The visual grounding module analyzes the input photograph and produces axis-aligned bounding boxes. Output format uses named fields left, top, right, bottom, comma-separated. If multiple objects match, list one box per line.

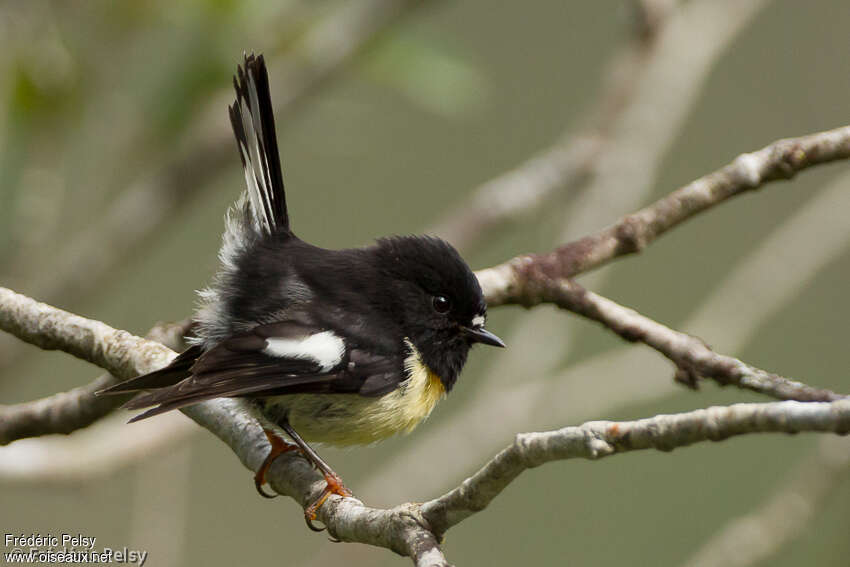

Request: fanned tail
left=229, top=53, right=289, bottom=234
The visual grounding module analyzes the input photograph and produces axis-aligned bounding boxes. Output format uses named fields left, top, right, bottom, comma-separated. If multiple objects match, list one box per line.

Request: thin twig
left=477, top=125, right=850, bottom=303
left=420, top=399, right=850, bottom=538
left=540, top=279, right=847, bottom=401
left=466, top=126, right=850, bottom=402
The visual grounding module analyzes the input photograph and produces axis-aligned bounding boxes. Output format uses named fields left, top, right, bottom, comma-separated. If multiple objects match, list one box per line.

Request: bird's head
left=373, top=235, right=505, bottom=391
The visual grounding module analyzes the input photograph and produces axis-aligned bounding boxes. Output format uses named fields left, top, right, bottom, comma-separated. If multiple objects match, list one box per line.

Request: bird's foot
left=254, top=427, right=299, bottom=498
left=254, top=425, right=353, bottom=533
left=304, top=471, right=353, bottom=532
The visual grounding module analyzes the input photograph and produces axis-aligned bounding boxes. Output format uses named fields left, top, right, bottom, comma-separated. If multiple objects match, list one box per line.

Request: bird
left=98, top=53, right=505, bottom=528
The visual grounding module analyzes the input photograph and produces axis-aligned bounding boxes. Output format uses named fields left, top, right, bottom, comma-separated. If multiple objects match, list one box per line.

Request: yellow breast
left=387, top=339, right=446, bottom=431
left=340, top=339, right=445, bottom=443
left=283, top=339, right=446, bottom=446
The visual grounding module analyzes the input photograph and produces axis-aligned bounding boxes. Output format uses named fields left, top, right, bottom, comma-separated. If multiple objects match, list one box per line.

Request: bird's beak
left=461, top=325, right=506, bottom=348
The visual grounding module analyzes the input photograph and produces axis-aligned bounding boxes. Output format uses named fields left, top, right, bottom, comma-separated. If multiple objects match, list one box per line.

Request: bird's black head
left=373, top=235, right=504, bottom=391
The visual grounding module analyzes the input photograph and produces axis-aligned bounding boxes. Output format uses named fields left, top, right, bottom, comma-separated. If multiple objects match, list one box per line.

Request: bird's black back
left=225, top=235, right=406, bottom=355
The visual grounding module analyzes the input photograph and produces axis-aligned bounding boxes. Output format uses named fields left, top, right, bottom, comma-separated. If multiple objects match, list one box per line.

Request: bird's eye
left=432, top=295, right=451, bottom=314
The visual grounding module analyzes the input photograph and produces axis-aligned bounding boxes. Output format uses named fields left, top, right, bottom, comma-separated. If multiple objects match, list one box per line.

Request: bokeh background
left=2, top=1, right=849, bottom=565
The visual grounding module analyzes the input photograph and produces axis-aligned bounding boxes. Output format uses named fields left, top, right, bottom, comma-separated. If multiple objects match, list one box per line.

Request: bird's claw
left=253, top=427, right=299, bottom=499
left=303, top=473, right=353, bottom=532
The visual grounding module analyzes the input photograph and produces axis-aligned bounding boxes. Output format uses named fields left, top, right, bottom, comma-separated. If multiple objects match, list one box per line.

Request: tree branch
left=0, top=287, right=175, bottom=379
left=537, top=279, right=846, bottom=401
left=420, top=399, right=850, bottom=538
left=0, top=319, right=189, bottom=445
left=470, top=125, right=850, bottom=402
left=477, top=124, right=850, bottom=305
left=186, top=398, right=451, bottom=566
left=0, top=286, right=181, bottom=444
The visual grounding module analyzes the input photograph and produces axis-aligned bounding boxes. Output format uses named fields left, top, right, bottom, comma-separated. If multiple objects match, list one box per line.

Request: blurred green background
left=1, top=1, right=849, bottom=565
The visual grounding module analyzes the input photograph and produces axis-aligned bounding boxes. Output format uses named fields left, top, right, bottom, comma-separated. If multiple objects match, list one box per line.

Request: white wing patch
left=263, top=331, right=345, bottom=372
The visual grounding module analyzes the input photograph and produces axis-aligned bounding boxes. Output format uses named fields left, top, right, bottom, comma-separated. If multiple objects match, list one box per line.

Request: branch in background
left=0, top=287, right=176, bottom=443
left=0, top=319, right=189, bottom=446
left=0, top=288, right=175, bottom=378
left=420, top=399, right=850, bottom=539
left=0, top=413, right=197, bottom=483
left=555, top=0, right=771, bottom=242
left=467, top=126, right=850, bottom=401
left=681, top=436, right=850, bottom=567
left=0, top=0, right=428, bottom=375
left=540, top=279, right=847, bottom=401
left=0, top=373, right=126, bottom=447
left=430, top=0, right=677, bottom=249
left=1, top=285, right=849, bottom=566
left=477, top=125, right=850, bottom=296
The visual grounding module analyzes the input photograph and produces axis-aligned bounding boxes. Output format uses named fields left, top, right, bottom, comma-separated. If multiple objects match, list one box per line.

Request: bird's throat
left=402, top=339, right=446, bottom=409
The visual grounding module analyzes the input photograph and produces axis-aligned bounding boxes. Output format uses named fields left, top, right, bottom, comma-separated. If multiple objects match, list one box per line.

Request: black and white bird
left=99, top=53, right=504, bottom=526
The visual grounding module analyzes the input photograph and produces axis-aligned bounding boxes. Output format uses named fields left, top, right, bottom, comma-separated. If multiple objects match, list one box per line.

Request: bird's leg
left=254, top=427, right=300, bottom=499
left=279, top=419, right=353, bottom=532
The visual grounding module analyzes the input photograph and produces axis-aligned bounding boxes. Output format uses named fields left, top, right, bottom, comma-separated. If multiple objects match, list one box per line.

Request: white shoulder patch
left=263, top=331, right=345, bottom=372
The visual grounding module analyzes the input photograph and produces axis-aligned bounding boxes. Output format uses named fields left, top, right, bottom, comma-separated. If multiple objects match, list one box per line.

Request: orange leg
left=304, top=470, right=352, bottom=531
left=255, top=422, right=354, bottom=532
left=254, top=428, right=299, bottom=499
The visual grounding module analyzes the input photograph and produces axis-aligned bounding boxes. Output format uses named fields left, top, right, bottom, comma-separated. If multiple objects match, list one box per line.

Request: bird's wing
left=117, top=321, right=403, bottom=422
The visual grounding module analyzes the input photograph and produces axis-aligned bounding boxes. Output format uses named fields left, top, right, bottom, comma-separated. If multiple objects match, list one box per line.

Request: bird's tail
left=228, top=53, right=289, bottom=235
left=96, top=345, right=202, bottom=397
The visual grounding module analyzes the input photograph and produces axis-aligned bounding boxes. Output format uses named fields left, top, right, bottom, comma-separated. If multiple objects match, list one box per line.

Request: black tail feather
left=96, top=345, right=202, bottom=395
left=229, top=53, right=289, bottom=234
left=123, top=375, right=339, bottom=422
